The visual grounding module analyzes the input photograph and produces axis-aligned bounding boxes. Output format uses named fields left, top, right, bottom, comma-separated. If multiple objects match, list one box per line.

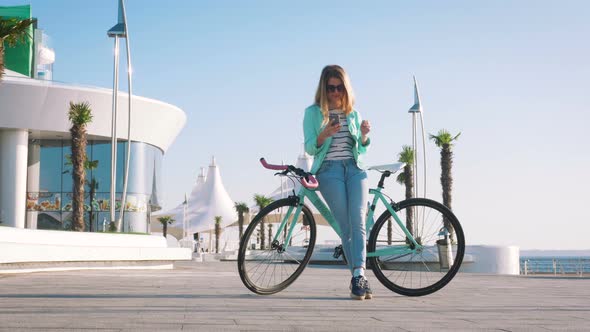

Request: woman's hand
left=317, top=122, right=341, bottom=147
left=361, top=120, right=371, bottom=144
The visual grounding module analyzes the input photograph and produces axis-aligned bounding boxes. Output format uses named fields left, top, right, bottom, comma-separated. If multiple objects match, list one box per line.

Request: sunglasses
left=326, top=84, right=345, bottom=93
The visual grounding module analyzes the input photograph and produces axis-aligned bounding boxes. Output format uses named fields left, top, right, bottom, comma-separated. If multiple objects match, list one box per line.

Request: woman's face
left=326, top=77, right=345, bottom=108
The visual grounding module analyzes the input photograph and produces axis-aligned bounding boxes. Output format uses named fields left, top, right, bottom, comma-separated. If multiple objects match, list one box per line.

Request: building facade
left=0, top=71, right=185, bottom=233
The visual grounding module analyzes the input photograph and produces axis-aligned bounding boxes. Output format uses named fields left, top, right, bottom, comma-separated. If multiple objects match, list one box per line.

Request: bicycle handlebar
left=259, top=158, right=319, bottom=190
left=301, top=174, right=319, bottom=189
left=260, top=158, right=288, bottom=171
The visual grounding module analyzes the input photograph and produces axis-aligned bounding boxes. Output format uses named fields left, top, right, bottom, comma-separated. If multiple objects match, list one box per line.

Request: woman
left=303, top=65, right=372, bottom=300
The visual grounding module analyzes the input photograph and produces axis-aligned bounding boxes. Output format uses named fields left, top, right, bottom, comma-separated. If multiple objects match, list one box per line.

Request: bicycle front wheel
left=238, top=198, right=316, bottom=295
left=368, top=198, right=465, bottom=296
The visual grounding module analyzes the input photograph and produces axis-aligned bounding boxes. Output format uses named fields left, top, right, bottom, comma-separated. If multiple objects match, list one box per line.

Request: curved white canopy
left=157, top=158, right=237, bottom=234
left=0, top=70, right=185, bottom=152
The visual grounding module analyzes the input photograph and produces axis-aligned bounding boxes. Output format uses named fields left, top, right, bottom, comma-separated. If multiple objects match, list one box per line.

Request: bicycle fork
left=271, top=190, right=327, bottom=253
left=271, top=200, right=303, bottom=252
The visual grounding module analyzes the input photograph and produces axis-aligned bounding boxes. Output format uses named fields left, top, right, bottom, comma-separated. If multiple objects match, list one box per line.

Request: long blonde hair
left=314, top=65, right=355, bottom=124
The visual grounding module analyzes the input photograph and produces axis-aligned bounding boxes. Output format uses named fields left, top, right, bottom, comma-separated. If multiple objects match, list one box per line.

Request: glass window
left=38, top=140, right=62, bottom=192
left=116, top=141, right=126, bottom=192
left=90, top=141, right=113, bottom=194
left=28, top=139, right=164, bottom=233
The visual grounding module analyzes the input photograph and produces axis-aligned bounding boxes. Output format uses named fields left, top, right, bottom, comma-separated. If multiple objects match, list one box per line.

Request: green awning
left=1, top=5, right=34, bottom=77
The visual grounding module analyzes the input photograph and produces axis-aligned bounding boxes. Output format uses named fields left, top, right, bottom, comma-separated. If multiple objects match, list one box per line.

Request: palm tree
left=430, top=129, right=461, bottom=240
left=234, top=202, right=249, bottom=240
left=0, top=17, right=36, bottom=80
left=214, top=216, right=222, bottom=253
left=396, top=145, right=415, bottom=242
left=157, top=215, right=174, bottom=238
left=68, top=102, right=93, bottom=231
left=253, top=194, right=273, bottom=249
left=64, top=155, right=99, bottom=231
left=429, top=129, right=461, bottom=210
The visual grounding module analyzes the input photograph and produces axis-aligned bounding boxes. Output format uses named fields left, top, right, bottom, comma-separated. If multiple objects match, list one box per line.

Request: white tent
left=154, top=167, right=206, bottom=229
left=185, top=157, right=238, bottom=234
left=155, top=157, right=237, bottom=239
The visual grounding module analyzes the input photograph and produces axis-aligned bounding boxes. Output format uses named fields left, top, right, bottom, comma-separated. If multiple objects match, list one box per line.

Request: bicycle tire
left=238, top=198, right=316, bottom=295
left=368, top=198, right=465, bottom=296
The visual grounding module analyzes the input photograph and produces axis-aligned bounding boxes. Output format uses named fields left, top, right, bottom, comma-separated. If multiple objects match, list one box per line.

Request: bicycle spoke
left=238, top=199, right=316, bottom=294
left=368, top=198, right=465, bottom=296
left=378, top=251, right=414, bottom=263
left=282, top=250, right=304, bottom=265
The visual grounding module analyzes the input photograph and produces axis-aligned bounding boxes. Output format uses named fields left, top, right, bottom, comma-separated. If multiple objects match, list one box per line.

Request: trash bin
left=437, top=240, right=456, bottom=270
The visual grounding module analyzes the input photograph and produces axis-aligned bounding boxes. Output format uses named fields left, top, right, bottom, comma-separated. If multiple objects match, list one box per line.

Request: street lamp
left=107, top=0, right=133, bottom=231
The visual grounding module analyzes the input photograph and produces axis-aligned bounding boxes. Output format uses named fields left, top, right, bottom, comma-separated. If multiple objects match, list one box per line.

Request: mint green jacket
left=303, top=104, right=370, bottom=174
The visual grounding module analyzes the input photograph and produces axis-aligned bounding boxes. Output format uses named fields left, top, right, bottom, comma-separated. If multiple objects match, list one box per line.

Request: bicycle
left=238, top=158, right=465, bottom=297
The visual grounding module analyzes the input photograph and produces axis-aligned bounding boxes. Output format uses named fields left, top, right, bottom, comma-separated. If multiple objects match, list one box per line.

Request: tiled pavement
left=1, top=261, right=589, bottom=331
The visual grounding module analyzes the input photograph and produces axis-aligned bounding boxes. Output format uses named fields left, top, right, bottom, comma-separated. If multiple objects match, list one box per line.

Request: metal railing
left=520, top=257, right=590, bottom=276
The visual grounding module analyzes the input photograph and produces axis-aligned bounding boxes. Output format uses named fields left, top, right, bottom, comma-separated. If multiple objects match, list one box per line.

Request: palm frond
left=85, top=159, right=99, bottom=170
left=64, top=154, right=73, bottom=166
left=429, top=129, right=461, bottom=147
left=234, top=202, right=249, bottom=213
left=157, top=215, right=175, bottom=225
left=68, top=101, right=93, bottom=126
left=64, top=154, right=98, bottom=170
left=0, top=18, right=36, bottom=45
left=396, top=172, right=406, bottom=185
left=253, top=194, right=273, bottom=209
left=397, top=145, right=415, bottom=164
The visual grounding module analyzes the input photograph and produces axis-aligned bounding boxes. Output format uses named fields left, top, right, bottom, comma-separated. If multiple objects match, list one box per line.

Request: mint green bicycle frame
left=272, top=184, right=423, bottom=258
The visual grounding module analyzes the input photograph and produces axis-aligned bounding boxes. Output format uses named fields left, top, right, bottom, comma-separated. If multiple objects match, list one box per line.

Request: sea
left=520, top=250, right=590, bottom=275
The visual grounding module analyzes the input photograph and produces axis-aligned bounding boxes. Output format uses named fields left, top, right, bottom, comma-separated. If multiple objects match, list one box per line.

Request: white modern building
left=0, top=4, right=192, bottom=273
left=0, top=69, right=185, bottom=233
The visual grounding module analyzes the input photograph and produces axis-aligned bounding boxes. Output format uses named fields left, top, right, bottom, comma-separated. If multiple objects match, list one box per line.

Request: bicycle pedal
left=333, top=245, right=343, bottom=259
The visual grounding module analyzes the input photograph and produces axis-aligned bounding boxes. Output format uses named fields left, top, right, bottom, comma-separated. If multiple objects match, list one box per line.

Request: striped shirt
left=325, top=110, right=354, bottom=160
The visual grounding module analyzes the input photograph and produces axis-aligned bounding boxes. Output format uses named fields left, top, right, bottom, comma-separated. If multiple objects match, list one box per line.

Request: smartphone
left=329, top=113, right=340, bottom=126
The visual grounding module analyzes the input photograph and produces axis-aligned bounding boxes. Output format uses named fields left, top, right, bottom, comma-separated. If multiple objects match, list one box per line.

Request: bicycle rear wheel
left=238, top=198, right=316, bottom=295
left=368, top=198, right=465, bottom=296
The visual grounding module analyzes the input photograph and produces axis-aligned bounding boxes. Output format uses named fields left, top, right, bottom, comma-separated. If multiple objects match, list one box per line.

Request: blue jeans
left=316, top=158, right=368, bottom=273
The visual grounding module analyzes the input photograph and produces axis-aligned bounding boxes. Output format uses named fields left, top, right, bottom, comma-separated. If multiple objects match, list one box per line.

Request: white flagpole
left=183, top=193, right=188, bottom=242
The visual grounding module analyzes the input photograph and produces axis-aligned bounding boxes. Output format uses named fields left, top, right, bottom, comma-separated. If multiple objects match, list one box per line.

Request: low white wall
left=0, top=242, right=190, bottom=263
left=0, top=226, right=167, bottom=247
left=461, top=245, right=520, bottom=275
left=0, top=226, right=192, bottom=266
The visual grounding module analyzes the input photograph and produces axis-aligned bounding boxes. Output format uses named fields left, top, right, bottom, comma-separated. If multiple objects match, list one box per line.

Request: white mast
left=408, top=76, right=427, bottom=198
left=107, top=0, right=134, bottom=231
left=182, top=193, right=188, bottom=241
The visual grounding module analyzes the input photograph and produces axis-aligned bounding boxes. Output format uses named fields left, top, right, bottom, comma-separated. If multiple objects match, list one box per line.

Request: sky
left=5, top=0, right=589, bottom=250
